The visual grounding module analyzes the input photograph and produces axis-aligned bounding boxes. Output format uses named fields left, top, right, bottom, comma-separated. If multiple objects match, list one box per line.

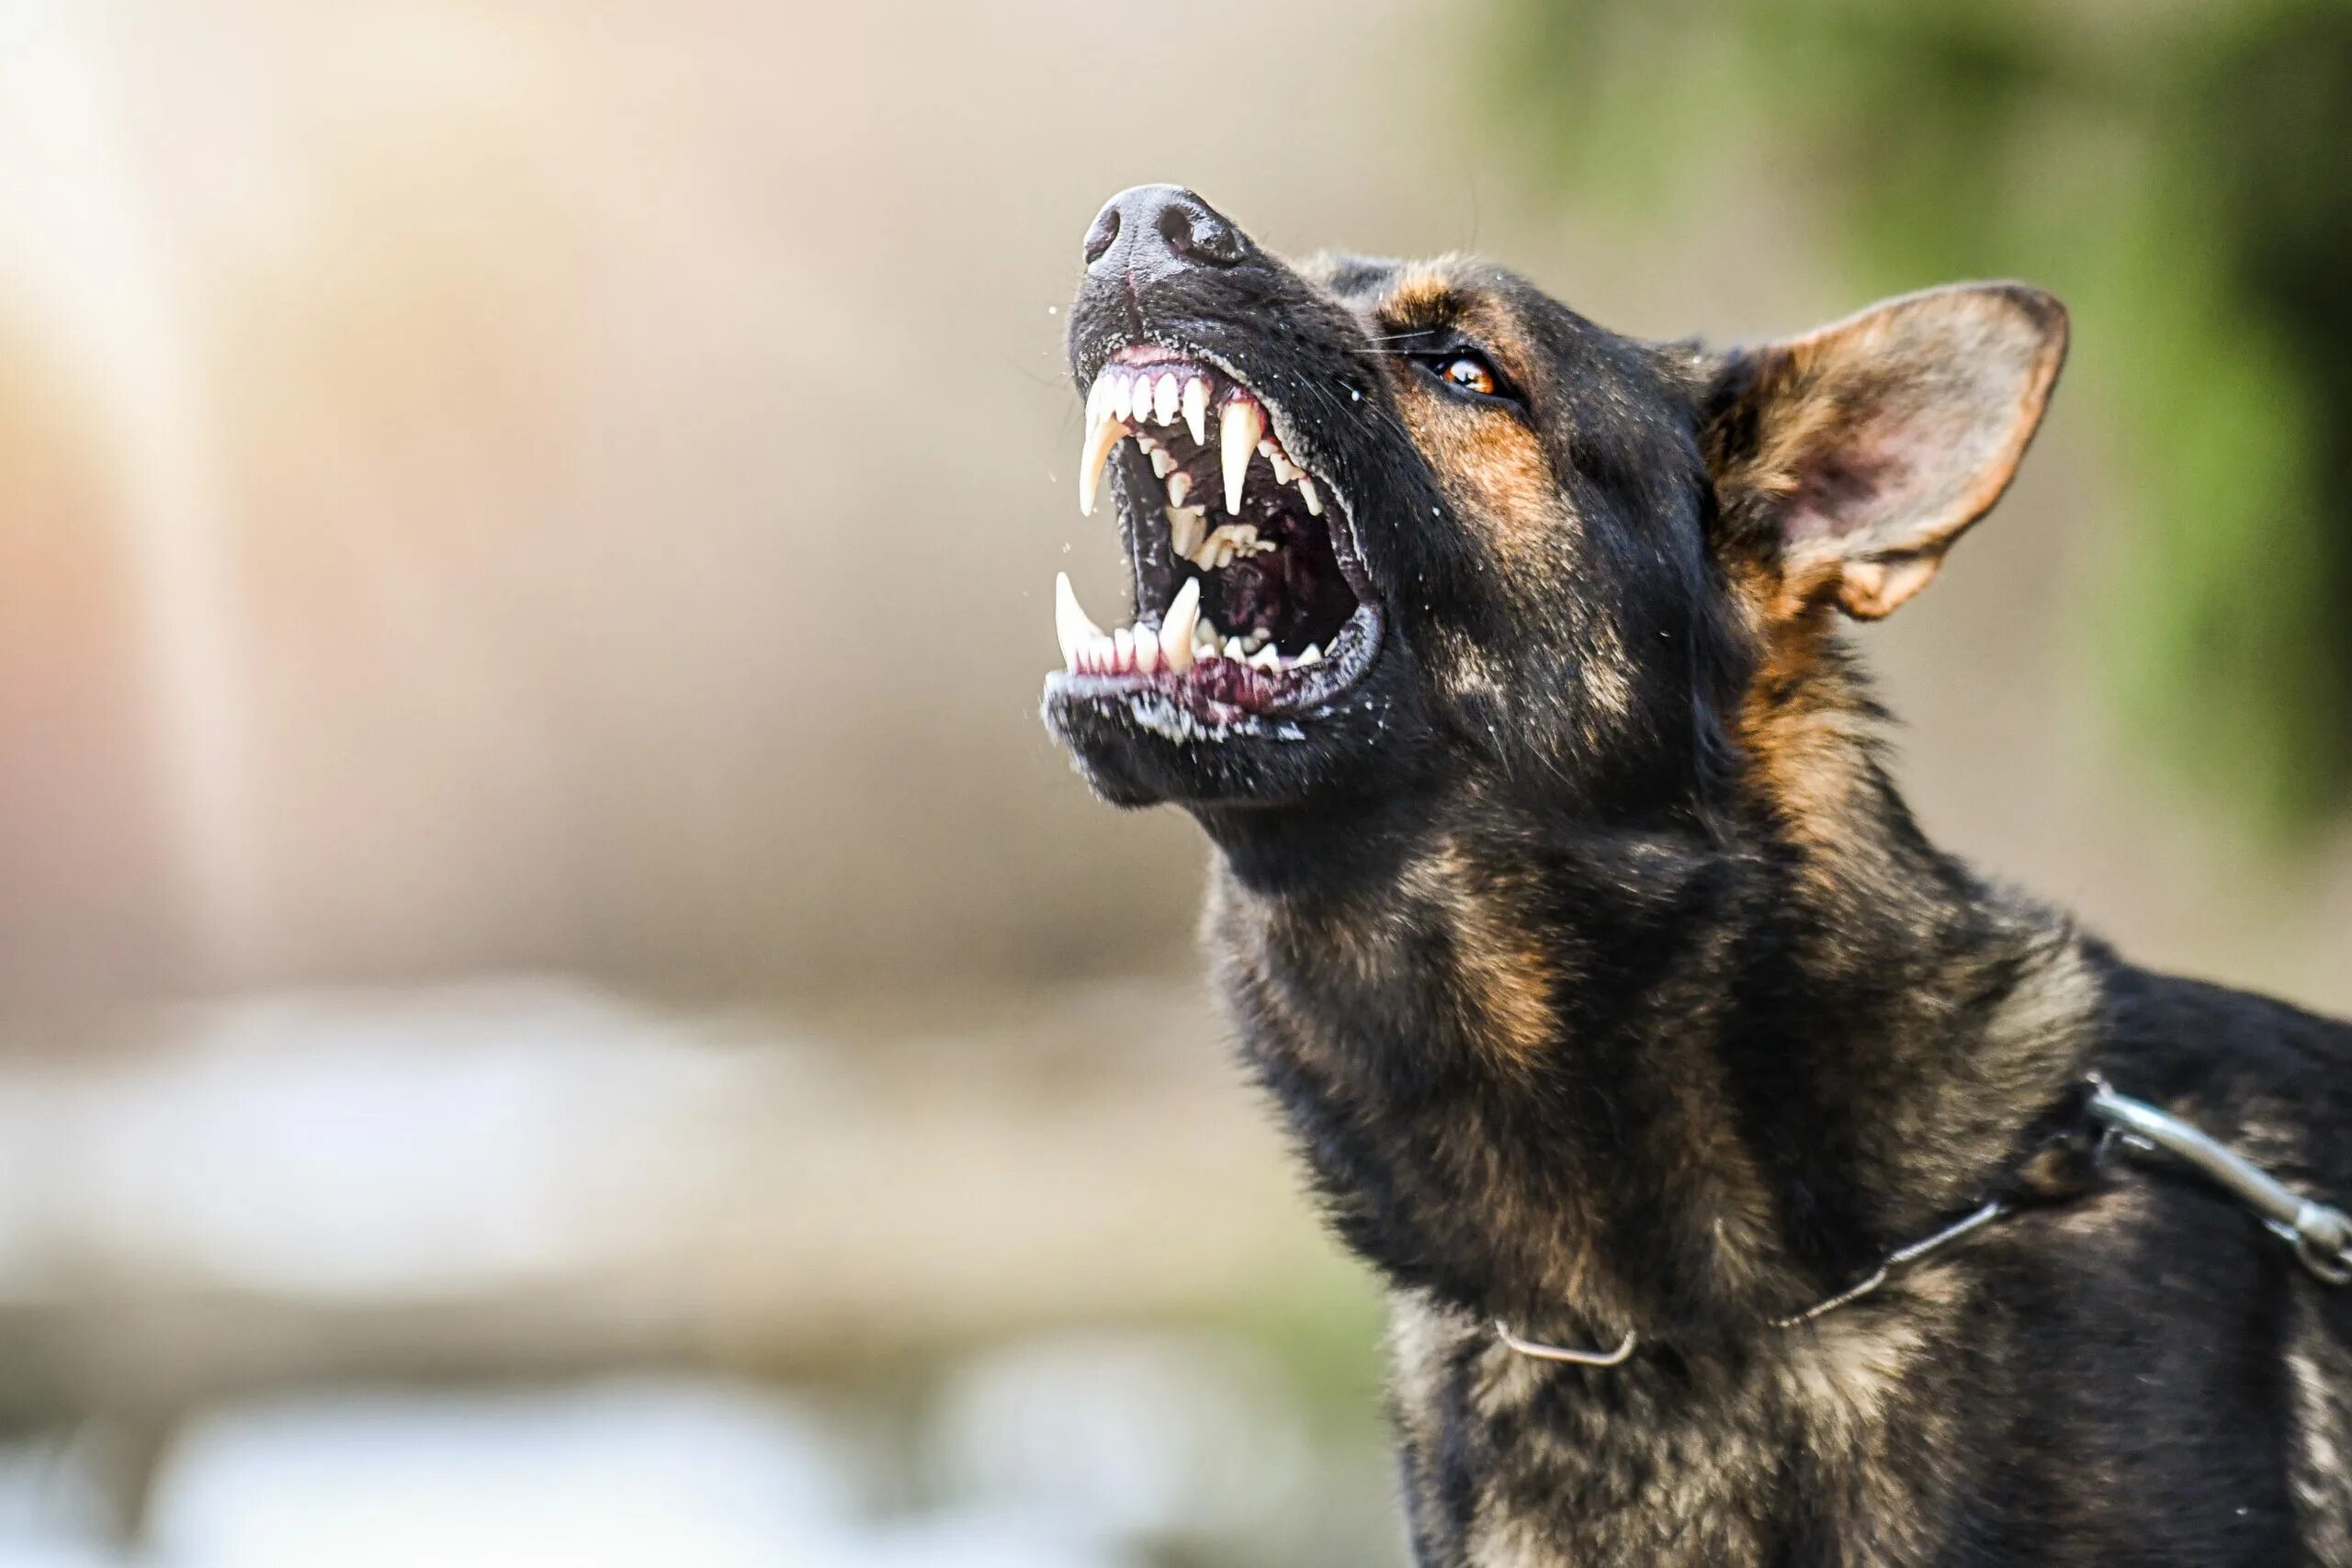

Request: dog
left=1041, top=184, right=2352, bottom=1566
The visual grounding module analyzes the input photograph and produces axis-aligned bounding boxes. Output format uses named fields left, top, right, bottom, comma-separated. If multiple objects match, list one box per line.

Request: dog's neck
left=1198, top=637, right=2100, bottom=1344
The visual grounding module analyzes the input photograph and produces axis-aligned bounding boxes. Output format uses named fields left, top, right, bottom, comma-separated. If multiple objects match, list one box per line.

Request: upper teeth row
left=1088, top=367, right=1210, bottom=446
left=1077, top=364, right=1323, bottom=529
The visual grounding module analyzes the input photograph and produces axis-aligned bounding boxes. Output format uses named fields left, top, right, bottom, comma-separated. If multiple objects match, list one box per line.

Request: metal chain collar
left=1496, top=1077, right=2352, bottom=1368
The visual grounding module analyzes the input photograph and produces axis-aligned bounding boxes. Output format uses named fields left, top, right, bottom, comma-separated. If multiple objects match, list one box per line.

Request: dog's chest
left=1385, top=1289, right=1963, bottom=1568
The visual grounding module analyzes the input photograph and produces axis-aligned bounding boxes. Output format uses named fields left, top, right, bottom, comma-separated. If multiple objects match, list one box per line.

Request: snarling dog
left=1040, top=185, right=2352, bottom=1566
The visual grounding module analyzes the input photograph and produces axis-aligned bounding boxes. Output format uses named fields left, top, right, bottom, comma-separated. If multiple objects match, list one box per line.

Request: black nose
left=1082, top=185, right=1249, bottom=280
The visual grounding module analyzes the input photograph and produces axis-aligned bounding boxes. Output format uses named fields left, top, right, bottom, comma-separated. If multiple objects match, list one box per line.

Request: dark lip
left=1049, top=333, right=1387, bottom=728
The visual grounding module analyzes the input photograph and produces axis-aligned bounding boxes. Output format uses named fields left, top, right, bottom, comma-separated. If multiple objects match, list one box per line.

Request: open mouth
left=1051, top=346, right=1381, bottom=719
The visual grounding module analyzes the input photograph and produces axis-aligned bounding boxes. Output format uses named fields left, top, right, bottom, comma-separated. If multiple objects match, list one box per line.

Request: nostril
left=1159, top=200, right=1245, bottom=267
left=1082, top=206, right=1121, bottom=266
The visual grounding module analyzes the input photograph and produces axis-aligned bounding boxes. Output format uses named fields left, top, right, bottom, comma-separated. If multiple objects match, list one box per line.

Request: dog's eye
left=1438, top=355, right=1498, bottom=396
left=1416, top=347, right=1515, bottom=404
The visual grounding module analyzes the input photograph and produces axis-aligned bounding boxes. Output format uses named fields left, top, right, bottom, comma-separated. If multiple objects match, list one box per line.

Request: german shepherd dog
left=1041, top=185, right=2352, bottom=1566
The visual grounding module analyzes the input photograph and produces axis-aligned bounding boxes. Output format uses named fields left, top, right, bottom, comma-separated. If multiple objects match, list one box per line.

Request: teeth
left=1221, top=397, right=1263, bottom=515
left=1182, top=378, right=1210, bottom=446
left=1113, top=627, right=1135, bottom=671
left=1296, top=643, right=1321, bottom=665
left=1270, top=452, right=1300, bottom=485
left=1154, top=373, right=1180, bottom=426
left=1195, top=615, right=1221, bottom=656
left=1166, top=471, right=1192, bottom=507
left=1086, top=377, right=1113, bottom=429
left=1167, top=504, right=1206, bottom=559
left=1078, top=412, right=1130, bottom=516
left=1148, top=446, right=1175, bottom=479
left=1159, top=577, right=1200, bottom=673
left=1190, top=523, right=1274, bottom=570
left=1108, top=376, right=1133, bottom=423
left=1192, top=523, right=1261, bottom=570
left=1225, top=636, right=1248, bottom=660
left=1055, top=571, right=1103, bottom=670
left=1297, top=476, right=1321, bottom=515
left=1249, top=645, right=1282, bottom=671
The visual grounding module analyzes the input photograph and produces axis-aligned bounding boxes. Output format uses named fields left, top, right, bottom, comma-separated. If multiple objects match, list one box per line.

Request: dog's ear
left=1703, top=283, right=2067, bottom=620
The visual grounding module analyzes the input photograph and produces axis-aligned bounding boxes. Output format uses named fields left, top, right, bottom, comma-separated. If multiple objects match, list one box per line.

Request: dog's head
left=1042, top=185, right=2066, bottom=842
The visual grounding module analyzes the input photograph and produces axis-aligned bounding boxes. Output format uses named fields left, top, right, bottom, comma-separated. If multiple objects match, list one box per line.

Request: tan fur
left=1731, top=617, right=1891, bottom=895
left=1402, top=842, right=1558, bottom=1069
left=1374, top=265, right=1640, bottom=730
left=2289, top=1289, right=2352, bottom=1567
left=1387, top=267, right=1465, bottom=324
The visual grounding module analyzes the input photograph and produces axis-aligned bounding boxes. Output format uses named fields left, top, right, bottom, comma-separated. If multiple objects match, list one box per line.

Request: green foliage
left=1487, top=0, right=2352, bottom=836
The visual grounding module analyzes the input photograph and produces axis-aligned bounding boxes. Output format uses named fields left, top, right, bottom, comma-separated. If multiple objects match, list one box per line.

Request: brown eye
left=1437, top=353, right=1498, bottom=398
left=1420, top=350, right=1496, bottom=401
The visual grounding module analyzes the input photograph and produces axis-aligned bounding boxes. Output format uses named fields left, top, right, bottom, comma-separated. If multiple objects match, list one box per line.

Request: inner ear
left=1705, top=282, right=2068, bottom=620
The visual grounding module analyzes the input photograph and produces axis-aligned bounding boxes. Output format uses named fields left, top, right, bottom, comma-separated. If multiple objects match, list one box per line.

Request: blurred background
left=0, top=0, right=2343, bottom=1562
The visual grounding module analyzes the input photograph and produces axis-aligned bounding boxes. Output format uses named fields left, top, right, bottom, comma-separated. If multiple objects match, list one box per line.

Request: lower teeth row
left=1055, top=572, right=1324, bottom=680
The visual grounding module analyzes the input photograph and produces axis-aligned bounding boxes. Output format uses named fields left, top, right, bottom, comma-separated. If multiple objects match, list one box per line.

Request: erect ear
left=1703, top=282, right=2068, bottom=620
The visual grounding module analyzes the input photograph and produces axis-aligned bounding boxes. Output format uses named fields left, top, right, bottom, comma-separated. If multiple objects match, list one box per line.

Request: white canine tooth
left=1159, top=577, right=1200, bottom=673
left=1154, top=372, right=1180, bottom=426
left=1149, top=446, right=1175, bottom=479
left=1225, top=636, right=1247, bottom=660
left=1086, top=376, right=1111, bottom=427
left=1131, top=623, right=1159, bottom=674
left=1106, top=376, right=1130, bottom=423
left=1166, top=471, right=1192, bottom=507
left=1298, top=476, right=1322, bottom=515
left=1182, top=377, right=1210, bottom=446
left=1250, top=645, right=1281, bottom=670
left=1078, top=415, right=1129, bottom=516
left=1296, top=642, right=1322, bottom=665
left=1271, top=454, right=1300, bottom=484
left=1055, top=571, right=1103, bottom=670
left=1221, top=397, right=1263, bottom=515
